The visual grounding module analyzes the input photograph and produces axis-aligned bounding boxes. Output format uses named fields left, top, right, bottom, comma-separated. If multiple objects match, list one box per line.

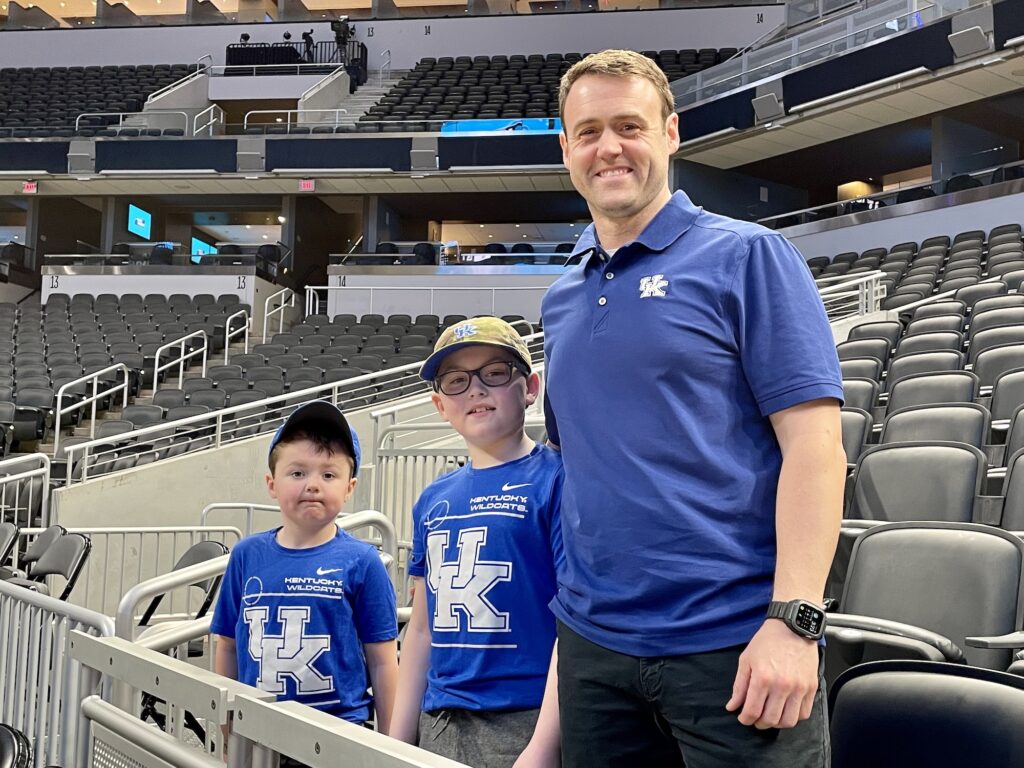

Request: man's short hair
left=559, top=49, right=675, bottom=130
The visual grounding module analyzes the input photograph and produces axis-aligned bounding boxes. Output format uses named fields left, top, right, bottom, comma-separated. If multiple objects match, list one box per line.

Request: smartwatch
left=766, top=600, right=826, bottom=640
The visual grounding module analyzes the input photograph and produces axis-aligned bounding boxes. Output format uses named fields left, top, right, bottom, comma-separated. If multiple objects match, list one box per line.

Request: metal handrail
left=193, top=104, right=223, bottom=137
left=262, top=287, right=294, bottom=342
left=0, top=453, right=51, bottom=528
left=146, top=67, right=208, bottom=105
left=301, top=65, right=347, bottom=101
left=153, top=330, right=208, bottom=389
left=224, top=308, right=250, bottom=363
left=74, top=110, right=189, bottom=132
left=304, top=283, right=549, bottom=318
left=379, top=49, right=391, bottom=89
left=53, top=363, right=131, bottom=455
left=200, top=502, right=280, bottom=536
left=243, top=107, right=349, bottom=131
left=60, top=360, right=429, bottom=486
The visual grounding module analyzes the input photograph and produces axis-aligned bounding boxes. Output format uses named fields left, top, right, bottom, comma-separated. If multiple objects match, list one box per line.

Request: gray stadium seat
left=893, top=331, right=962, bottom=357
left=879, top=403, right=990, bottom=448
left=885, top=371, right=979, bottom=416
left=841, top=408, right=873, bottom=467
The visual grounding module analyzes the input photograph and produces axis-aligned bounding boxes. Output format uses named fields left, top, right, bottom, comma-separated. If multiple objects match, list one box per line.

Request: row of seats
left=0, top=523, right=90, bottom=599
left=364, top=48, right=734, bottom=124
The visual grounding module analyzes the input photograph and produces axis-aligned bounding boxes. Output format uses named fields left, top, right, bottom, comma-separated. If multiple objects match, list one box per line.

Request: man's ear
left=666, top=111, right=680, bottom=154
left=559, top=130, right=570, bottom=169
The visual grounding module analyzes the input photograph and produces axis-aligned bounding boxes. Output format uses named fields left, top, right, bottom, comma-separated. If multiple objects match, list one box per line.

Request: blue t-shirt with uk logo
left=407, top=444, right=564, bottom=712
left=211, top=527, right=398, bottom=723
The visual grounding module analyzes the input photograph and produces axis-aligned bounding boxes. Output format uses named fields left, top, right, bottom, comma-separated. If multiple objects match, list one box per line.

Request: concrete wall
left=0, top=7, right=782, bottom=69
left=785, top=188, right=1024, bottom=259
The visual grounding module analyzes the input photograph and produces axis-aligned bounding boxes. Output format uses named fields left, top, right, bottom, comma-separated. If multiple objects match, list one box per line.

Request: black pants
left=557, top=621, right=830, bottom=768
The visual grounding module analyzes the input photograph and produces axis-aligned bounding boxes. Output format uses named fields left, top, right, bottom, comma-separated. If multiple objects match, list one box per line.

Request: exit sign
left=21, top=180, right=37, bottom=194
left=298, top=178, right=316, bottom=192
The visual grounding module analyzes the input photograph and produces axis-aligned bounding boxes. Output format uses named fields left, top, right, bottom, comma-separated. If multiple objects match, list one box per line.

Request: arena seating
left=358, top=49, right=736, bottom=128
left=0, top=64, right=199, bottom=138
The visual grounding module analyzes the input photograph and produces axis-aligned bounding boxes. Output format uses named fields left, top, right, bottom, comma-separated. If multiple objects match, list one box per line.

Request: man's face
left=560, top=74, right=679, bottom=225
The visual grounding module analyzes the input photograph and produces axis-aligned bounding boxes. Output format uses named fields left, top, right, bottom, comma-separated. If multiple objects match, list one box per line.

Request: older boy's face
left=431, top=345, right=539, bottom=450
left=266, top=438, right=356, bottom=535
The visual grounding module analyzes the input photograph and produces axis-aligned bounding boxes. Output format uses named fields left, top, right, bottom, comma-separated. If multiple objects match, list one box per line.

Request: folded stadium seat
left=5, top=532, right=90, bottom=600
left=286, top=367, right=324, bottom=390
left=189, top=389, right=227, bottom=411
left=252, top=344, right=286, bottom=359
left=944, top=266, right=983, bottom=284
left=893, top=331, right=962, bottom=357
left=969, top=307, right=1024, bottom=341
left=884, top=350, right=963, bottom=392
left=151, top=389, right=187, bottom=413
left=308, top=354, right=344, bottom=372
left=829, top=660, right=1024, bottom=768
left=328, top=343, right=360, bottom=361
left=840, top=407, right=873, bottom=467
left=912, top=300, right=966, bottom=321
left=843, top=319, right=901, bottom=348
left=829, top=521, right=1024, bottom=678
left=360, top=345, right=393, bottom=362
left=969, top=323, right=1024, bottom=365
left=974, top=344, right=1024, bottom=391
left=836, top=337, right=891, bottom=366
left=207, top=364, right=243, bottom=383
left=345, top=324, right=376, bottom=341
left=843, top=378, right=880, bottom=413
left=879, top=402, right=990, bottom=449
left=268, top=354, right=303, bottom=371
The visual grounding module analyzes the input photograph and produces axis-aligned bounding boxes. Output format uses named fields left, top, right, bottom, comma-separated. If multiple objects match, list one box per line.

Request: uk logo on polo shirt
left=639, top=274, right=669, bottom=298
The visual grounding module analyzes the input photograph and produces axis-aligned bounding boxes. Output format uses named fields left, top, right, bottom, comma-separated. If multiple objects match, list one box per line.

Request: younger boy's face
left=431, top=345, right=539, bottom=449
left=266, top=438, right=357, bottom=535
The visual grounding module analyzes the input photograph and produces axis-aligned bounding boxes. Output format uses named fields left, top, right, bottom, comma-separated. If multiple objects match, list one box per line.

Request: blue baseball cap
left=268, top=401, right=361, bottom=476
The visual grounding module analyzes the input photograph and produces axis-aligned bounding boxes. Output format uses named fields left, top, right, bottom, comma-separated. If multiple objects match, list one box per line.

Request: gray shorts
left=418, top=708, right=540, bottom=768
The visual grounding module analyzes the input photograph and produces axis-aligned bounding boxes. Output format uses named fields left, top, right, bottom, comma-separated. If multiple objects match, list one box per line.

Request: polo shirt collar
left=571, top=190, right=701, bottom=265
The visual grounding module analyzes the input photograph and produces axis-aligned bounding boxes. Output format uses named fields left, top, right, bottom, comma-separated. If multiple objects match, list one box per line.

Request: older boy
left=212, top=401, right=399, bottom=747
left=391, top=317, right=563, bottom=768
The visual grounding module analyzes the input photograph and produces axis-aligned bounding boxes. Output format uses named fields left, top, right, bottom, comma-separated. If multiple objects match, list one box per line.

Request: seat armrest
left=964, top=631, right=1024, bottom=649
left=828, top=613, right=966, bottom=662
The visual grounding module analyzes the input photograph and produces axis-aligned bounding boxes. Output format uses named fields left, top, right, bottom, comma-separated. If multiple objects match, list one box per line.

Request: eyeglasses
left=434, top=360, right=527, bottom=396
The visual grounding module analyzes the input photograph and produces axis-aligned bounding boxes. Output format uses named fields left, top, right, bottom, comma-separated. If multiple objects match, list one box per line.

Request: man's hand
left=725, top=619, right=820, bottom=729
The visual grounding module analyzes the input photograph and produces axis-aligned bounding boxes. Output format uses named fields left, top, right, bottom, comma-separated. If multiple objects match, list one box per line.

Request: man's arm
left=365, top=639, right=399, bottom=735
left=390, top=579, right=431, bottom=743
left=514, top=641, right=560, bottom=767
left=726, top=398, right=845, bottom=729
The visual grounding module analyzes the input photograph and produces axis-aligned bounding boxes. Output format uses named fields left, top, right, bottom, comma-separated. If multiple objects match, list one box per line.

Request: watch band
left=766, top=599, right=826, bottom=640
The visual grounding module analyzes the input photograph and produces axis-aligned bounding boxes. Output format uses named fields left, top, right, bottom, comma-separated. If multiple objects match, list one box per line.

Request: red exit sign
left=298, top=178, right=316, bottom=193
left=21, top=180, right=37, bottom=194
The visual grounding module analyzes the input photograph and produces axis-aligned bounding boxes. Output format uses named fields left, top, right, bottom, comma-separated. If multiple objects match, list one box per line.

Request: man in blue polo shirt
left=542, top=50, right=846, bottom=766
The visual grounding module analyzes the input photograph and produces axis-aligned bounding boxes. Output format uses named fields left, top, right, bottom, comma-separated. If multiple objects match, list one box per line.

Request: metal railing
left=0, top=580, right=113, bottom=768
left=200, top=502, right=280, bottom=537
left=304, top=283, right=548, bottom=319
left=817, top=270, right=886, bottom=321
left=193, top=104, right=224, bottom=137
left=262, top=287, right=295, bottom=342
left=59, top=361, right=427, bottom=486
left=146, top=66, right=208, bottom=105
left=379, top=49, right=392, bottom=89
left=243, top=107, right=349, bottom=132
left=0, top=453, right=50, bottom=528
left=224, top=308, right=250, bottom=363
left=301, top=65, right=348, bottom=101
left=11, top=525, right=242, bottom=617
left=153, top=329, right=208, bottom=389
left=74, top=109, right=190, bottom=133
left=53, top=362, right=131, bottom=455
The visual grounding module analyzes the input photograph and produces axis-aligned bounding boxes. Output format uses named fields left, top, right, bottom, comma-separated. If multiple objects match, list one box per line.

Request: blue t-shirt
left=542, top=191, right=843, bottom=658
left=211, top=527, right=398, bottom=723
left=407, top=444, right=564, bottom=712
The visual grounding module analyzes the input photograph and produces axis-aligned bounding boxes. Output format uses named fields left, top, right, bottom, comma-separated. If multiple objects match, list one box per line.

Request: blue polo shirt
left=542, top=191, right=842, bottom=657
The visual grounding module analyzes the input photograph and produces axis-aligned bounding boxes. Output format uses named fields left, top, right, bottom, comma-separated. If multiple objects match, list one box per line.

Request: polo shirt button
left=598, top=296, right=607, bottom=306
left=605, top=272, right=614, bottom=280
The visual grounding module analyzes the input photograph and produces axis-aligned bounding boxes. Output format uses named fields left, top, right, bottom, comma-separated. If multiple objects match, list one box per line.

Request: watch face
left=795, top=603, right=824, bottom=636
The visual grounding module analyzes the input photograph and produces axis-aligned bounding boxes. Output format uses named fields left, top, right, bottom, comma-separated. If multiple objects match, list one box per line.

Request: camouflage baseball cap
left=419, top=317, right=532, bottom=382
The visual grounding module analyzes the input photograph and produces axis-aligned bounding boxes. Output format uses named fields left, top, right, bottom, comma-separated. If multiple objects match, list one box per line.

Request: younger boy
left=391, top=317, right=563, bottom=768
left=212, top=401, right=399, bottom=748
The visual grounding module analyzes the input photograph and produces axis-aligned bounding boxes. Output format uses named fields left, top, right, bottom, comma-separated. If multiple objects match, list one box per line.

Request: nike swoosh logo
left=316, top=567, right=343, bottom=576
left=501, top=482, right=531, bottom=491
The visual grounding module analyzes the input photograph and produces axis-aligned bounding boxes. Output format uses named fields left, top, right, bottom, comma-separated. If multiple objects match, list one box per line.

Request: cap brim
left=268, top=401, right=361, bottom=475
left=419, top=340, right=530, bottom=382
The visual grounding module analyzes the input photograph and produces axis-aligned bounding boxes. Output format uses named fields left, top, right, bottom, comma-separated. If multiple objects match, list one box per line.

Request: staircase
left=336, top=70, right=407, bottom=126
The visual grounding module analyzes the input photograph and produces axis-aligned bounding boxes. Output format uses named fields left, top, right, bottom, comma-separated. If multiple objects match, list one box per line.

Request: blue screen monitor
left=127, top=204, right=152, bottom=240
left=191, top=238, right=216, bottom=264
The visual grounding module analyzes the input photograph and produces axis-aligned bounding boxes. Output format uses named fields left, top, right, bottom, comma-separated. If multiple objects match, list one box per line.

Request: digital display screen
left=191, top=238, right=216, bottom=256
left=127, top=204, right=152, bottom=240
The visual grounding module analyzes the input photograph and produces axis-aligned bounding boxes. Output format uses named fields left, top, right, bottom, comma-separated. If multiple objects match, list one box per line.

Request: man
left=542, top=49, right=845, bottom=767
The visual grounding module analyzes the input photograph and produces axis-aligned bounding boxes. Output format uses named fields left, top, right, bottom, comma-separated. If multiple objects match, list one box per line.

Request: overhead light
left=478, top=224, right=484, bottom=228
left=262, top=234, right=269, bottom=240
left=515, top=224, right=521, bottom=228
left=245, top=224, right=251, bottom=229
left=523, top=234, right=528, bottom=238
left=277, top=215, right=286, bottom=223
left=488, top=234, right=493, bottom=238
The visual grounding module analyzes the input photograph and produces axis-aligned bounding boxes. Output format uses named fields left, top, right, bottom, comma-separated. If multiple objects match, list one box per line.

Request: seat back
left=841, top=523, right=1024, bottom=669
left=830, top=660, right=1024, bottom=768
left=137, top=539, right=230, bottom=627
left=885, top=371, right=979, bottom=415
left=840, top=408, right=872, bottom=466
left=842, top=378, right=879, bottom=412
left=849, top=442, right=985, bottom=523
left=893, top=331, right=962, bottom=357
left=884, top=351, right=963, bottom=392
left=0, top=521, right=17, bottom=563
left=30, top=532, right=92, bottom=600
left=879, top=403, right=990, bottom=448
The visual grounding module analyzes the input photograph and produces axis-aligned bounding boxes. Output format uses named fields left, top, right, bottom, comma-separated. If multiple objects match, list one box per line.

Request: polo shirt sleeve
left=210, top=547, right=242, bottom=638
left=543, top=391, right=560, bottom=448
left=547, top=465, right=565, bottom=572
left=726, top=233, right=844, bottom=417
left=352, top=550, right=399, bottom=643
